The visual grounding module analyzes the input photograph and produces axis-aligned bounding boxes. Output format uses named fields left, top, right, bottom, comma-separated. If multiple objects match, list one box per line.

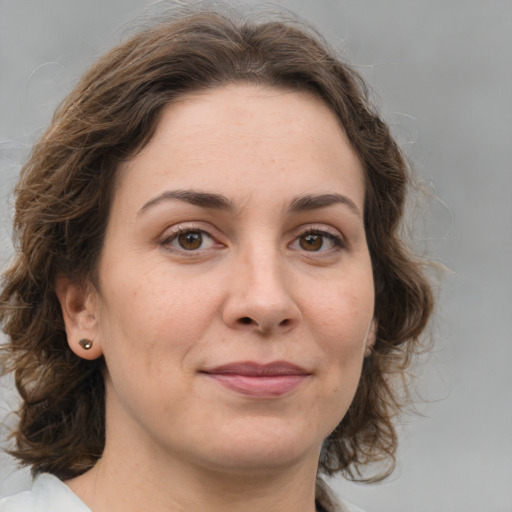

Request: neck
left=67, top=452, right=320, bottom=512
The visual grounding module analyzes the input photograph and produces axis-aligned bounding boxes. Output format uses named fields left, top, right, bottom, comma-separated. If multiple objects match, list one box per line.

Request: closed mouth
left=200, top=361, right=311, bottom=397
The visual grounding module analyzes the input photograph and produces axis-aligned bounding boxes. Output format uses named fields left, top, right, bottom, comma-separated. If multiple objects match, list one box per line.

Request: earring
left=79, top=338, right=93, bottom=350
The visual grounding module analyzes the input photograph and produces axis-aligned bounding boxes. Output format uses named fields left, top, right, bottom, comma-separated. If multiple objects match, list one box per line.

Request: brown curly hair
left=0, top=8, right=433, bottom=486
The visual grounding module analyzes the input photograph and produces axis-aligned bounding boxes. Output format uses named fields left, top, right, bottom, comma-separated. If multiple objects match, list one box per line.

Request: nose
left=222, top=247, right=301, bottom=335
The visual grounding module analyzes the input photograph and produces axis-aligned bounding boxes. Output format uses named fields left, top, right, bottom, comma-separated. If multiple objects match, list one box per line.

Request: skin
left=57, top=84, right=376, bottom=512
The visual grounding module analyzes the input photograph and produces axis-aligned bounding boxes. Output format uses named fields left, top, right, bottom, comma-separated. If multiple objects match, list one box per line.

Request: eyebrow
left=138, top=189, right=361, bottom=218
left=289, top=193, right=362, bottom=218
left=138, top=190, right=235, bottom=215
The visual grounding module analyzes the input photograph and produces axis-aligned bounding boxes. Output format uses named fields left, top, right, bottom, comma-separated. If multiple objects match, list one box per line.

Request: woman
left=0, top=7, right=433, bottom=512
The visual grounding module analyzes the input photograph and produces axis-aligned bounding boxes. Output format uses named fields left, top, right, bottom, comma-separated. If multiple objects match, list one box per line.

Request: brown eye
left=299, top=234, right=323, bottom=251
left=164, top=229, right=216, bottom=252
left=177, top=231, right=203, bottom=250
left=290, top=230, right=344, bottom=253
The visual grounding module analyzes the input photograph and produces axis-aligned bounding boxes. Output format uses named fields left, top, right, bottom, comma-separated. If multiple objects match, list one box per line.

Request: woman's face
left=76, top=84, right=375, bottom=475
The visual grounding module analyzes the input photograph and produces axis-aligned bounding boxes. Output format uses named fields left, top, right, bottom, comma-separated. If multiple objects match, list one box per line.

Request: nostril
left=236, top=316, right=292, bottom=329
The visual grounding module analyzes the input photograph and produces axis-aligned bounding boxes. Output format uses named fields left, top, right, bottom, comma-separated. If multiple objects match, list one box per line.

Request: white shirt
left=0, top=473, right=364, bottom=512
left=0, top=474, right=90, bottom=512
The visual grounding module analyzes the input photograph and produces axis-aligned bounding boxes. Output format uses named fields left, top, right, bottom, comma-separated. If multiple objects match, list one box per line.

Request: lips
left=200, top=361, right=311, bottom=397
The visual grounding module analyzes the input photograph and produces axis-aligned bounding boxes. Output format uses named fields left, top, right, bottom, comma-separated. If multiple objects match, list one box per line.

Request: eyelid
left=296, top=223, right=345, bottom=241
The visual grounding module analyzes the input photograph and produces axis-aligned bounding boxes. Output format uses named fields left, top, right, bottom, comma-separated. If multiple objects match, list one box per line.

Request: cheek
left=310, top=283, right=374, bottom=342
left=305, top=272, right=374, bottom=383
left=97, top=267, right=220, bottom=368
left=96, top=276, right=206, bottom=417
left=296, top=284, right=373, bottom=441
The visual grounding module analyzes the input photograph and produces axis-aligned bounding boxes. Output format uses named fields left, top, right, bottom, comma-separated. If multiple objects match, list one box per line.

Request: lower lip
left=205, top=374, right=309, bottom=397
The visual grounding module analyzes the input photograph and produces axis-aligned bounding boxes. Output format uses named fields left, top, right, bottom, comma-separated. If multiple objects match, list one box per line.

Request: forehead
left=116, top=83, right=366, bottom=211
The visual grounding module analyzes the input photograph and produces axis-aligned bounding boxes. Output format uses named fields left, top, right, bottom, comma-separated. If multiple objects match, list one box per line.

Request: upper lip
left=201, top=361, right=310, bottom=376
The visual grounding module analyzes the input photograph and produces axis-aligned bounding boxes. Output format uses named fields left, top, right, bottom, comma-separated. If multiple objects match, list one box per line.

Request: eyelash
left=160, top=226, right=346, bottom=254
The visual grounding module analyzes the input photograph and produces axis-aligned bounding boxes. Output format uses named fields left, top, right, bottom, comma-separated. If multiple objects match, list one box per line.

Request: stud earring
left=79, top=338, right=93, bottom=350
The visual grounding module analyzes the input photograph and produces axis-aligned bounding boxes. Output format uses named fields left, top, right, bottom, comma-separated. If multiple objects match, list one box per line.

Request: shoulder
left=331, top=496, right=367, bottom=512
left=317, top=496, right=366, bottom=512
left=0, top=474, right=90, bottom=512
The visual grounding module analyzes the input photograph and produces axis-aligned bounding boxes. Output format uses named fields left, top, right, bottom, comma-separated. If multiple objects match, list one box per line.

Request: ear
left=55, top=275, right=103, bottom=360
left=365, top=319, right=377, bottom=357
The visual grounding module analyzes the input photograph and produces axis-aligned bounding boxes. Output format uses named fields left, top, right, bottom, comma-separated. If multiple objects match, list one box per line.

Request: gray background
left=1, top=1, right=511, bottom=511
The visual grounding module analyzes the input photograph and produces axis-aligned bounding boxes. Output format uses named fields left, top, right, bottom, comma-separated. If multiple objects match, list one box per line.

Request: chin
left=190, top=420, right=326, bottom=475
